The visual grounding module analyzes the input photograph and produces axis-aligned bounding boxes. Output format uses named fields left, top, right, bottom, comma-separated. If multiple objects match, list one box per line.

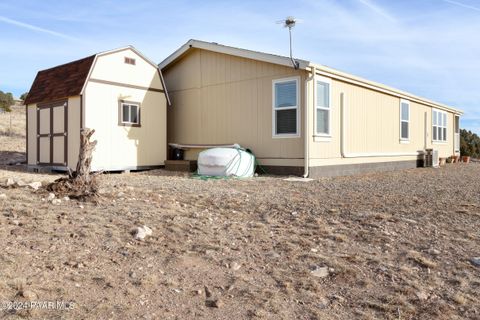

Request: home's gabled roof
left=26, top=46, right=170, bottom=106
left=159, top=39, right=462, bottom=115
left=25, top=55, right=95, bottom=105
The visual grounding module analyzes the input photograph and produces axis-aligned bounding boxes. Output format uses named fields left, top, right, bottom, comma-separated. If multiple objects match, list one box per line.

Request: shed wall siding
left=27, top=104, right=37, bottom=165
left=89, top=49, right=163, bottom=89
left=84, top=48, right=167, bottom=170
left=67, top=96, right=81, bottom=168
left=84, top=82, right=166, bottom=170
left=163, top=49, right=305, bottom=163
left=26, top=96, right=81, bottom=169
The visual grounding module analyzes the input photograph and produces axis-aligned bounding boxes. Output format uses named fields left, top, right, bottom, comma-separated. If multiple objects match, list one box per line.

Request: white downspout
left=303, top=67, right=315, bottom=177
left=340, top=92, right=419, bottom=158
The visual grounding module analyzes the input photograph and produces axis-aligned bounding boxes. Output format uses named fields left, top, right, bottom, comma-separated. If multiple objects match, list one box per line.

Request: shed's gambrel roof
left=25, top=46, right=170, bottom=106
left=25, top=55, right=95, bottom=105
left=159, top=39, right=462, bottom=115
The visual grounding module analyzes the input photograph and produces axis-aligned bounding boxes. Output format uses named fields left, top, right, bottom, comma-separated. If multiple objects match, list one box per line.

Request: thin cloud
left=0, top=15, right=77, bottom=40
left=355, top=0, right=396, bottom=22
left=443, top=0, right=480, bottom=12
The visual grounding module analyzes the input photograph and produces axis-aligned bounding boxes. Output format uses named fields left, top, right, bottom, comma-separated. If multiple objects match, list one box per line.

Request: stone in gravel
left=318, top=296, right=330, bottom=308
left=291, top=211, right=298, bottom=216
left=19, top=289, right=38, bottom=300
left=428, top=248, right=440, bottom=256
left=204, top=286, right=212, bottom=298
left=52, top=199, right=61, bottom=205
left=0, top=194, right=6, bottom=200
left=205, top=299, right=223, bottom=308
left=63, top=196, right=70, bottom=201
left=48, top=193, right=56, bottom=201
left=229, top=262, right=241, bottom=271
left=328, top=208, right=339, bottom=213
left=5, top=178, right=15, bottom=187
left=311, top=266, right=329, bottom=278
left=416, top=291, right=428, bottom=301
left=16, top=180, right=27, bottom=187
left=27, top=182, right=42, bottom=190
left=470, top=257, right=480, bottom=267
left=134, top=226, right=153, bottom=240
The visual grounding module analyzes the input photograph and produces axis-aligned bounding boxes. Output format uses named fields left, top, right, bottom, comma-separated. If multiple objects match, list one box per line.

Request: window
left=400, top=99, right=410, bottom=141
left=316, top=77, right=331, bottom=136
left=432, top=109, right=447, bottom=142
left=124, top=57, right=136, bottom=65
left=273, top=78, right=299, bottom=137
left=119, top=101, right=140, bottom=127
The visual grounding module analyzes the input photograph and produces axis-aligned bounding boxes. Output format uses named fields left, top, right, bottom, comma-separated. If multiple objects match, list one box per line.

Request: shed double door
left=37, top=101, right=68, bottom=166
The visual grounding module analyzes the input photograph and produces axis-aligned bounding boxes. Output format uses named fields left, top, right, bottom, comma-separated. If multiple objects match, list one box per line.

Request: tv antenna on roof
left=276, top=16, right=302, bottom=69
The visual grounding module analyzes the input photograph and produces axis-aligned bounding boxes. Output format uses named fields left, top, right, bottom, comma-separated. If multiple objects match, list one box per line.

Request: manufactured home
left=25, top=46, right=169, bottom=171
left=160, top=40, right=463, bottom=177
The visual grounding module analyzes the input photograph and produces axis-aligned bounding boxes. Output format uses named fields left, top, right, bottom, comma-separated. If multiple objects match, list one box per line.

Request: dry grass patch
left=407, top=250, right=437, bottom=269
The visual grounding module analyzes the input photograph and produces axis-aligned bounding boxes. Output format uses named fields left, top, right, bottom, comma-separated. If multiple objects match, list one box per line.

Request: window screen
left=274, top=79, right=297, bottom=135
left=400, top=101, right=409, bottom=140
left=432, top=109, right=447, bottom=142
left=316, top=80, right=331, bottom=135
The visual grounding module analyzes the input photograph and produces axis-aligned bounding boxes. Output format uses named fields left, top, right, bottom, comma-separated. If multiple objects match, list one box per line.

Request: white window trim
left=399, top=99, right=410, bottom=143
left=272, top=76, right=300, bottom=138
left=121, top=102, right=140, bottom=125
left=432, top=108, right=447, bottom=143
left=314, top=75, right=332, bottom=138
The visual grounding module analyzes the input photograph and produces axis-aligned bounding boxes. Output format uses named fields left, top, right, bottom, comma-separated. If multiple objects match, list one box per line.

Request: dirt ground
left=0, top=108, right=479, bottom=319
left=0, top=105, right=26, bottom=165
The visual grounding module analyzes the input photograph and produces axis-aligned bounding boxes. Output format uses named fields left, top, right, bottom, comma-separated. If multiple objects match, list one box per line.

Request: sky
left=0, top=0, right=479, bottom=132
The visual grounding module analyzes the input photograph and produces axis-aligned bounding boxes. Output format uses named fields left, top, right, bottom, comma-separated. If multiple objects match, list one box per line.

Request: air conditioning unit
left=424, top=149, right=439, bottom=168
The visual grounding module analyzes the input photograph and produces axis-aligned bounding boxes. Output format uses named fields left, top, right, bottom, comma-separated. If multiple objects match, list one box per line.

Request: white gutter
left=303, top=67, right=315, bottom=177
left=340, top=92, right=419, bottom=158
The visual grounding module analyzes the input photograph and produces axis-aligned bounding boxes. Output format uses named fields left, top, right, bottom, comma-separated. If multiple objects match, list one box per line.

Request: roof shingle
left=25, top=55, right=95, bottom=105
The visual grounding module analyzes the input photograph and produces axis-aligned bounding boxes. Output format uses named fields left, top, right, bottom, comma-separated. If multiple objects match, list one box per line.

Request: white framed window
left=119, top=101, right=140, bottom=127
left=432, top=109, right=447, bottom=142
left=315, top=76, right=331, bottom=136
left=272, top=77, right=299, bottom=137
left=400, top=99, right=410, bottom=142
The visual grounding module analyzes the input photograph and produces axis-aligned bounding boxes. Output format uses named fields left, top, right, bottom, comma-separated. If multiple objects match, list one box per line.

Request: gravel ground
left=0, top=107, right=478, bottom=319
left=0, top=164, right=479, bottom=319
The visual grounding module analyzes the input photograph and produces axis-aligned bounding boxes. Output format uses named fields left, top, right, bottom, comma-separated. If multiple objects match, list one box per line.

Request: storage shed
left=25, top=46, right=169, bottom=171
left=159, top=40, right=463, bottom=177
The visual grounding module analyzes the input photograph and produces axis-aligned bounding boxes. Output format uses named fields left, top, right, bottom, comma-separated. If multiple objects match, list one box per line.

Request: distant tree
left=460, top=129, right=480, bottom=158
left=0, top=90, right=14, bottom=112
left=19, top=92, right=28, bottom=101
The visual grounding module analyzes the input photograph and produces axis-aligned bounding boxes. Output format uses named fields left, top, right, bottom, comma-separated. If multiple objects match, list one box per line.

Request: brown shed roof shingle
left=24, top=55, right=95, bottom=105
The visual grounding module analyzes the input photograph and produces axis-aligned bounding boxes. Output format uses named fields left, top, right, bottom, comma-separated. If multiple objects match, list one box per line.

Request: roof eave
left=159, top=39, right=310, bottom=71
left=306, top=62, right=463, bottom=115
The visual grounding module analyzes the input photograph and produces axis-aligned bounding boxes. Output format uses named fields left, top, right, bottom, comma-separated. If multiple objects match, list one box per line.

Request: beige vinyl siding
left=309, top=77, right=456, bottom=166
left=163, top=49, right=305, bottom=164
